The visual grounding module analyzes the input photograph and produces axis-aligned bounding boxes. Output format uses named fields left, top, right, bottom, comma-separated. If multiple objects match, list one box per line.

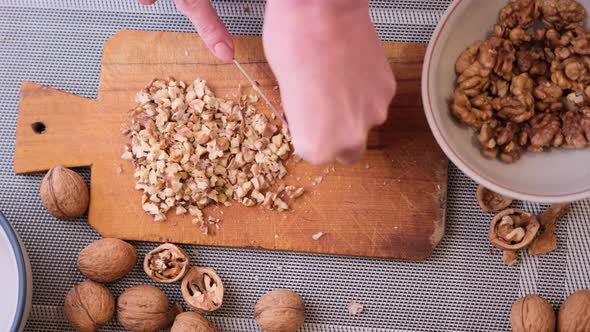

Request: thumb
left=174, top=0, right=234, bottom=62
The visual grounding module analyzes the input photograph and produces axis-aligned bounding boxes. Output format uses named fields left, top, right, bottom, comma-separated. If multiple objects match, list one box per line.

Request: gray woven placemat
left=0, top=1, right=588, bottom=331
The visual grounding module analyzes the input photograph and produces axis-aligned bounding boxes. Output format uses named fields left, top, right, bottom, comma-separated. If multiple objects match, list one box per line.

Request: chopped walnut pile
left=122, top=78, right=304, bottom=224
left=451, top=0, right=590, bottom=162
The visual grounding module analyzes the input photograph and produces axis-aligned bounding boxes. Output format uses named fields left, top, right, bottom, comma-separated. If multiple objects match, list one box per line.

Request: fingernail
left=213, top=42, right=234, bottom=62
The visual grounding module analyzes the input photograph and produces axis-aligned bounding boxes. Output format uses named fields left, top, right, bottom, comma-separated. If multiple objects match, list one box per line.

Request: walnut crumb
left=347, top=300, right=364, bottom=315
left=311, top=232, right=325, bottom=240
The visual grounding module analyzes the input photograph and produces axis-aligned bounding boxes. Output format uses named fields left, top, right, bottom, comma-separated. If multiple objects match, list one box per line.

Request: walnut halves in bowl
left=144, top=243, right=190, bottom=283
left=489, top=208, right=540, bottom=250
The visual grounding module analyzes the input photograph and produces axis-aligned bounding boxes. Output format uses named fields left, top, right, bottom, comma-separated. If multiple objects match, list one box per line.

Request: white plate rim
left=0, top=212, right=28, bottom=332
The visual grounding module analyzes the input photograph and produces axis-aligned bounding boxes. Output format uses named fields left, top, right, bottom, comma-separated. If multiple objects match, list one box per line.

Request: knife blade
left=233, top=59, right=288, bottom=126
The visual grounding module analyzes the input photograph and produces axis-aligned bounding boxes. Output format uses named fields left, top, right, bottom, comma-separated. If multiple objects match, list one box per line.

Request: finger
left=292, top=141, right=335, bottom=166
left=174, top=0, right=234, bottom=62
left=335, top=143, right=367, bottom=165
left=370, top=76, right=397, bottom=126
left=138, top=0, right=157, bottom=5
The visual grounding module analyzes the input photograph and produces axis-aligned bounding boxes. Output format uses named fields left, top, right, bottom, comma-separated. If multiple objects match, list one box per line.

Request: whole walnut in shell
left=117, top=285, right=180, bottom=332
left=170, top=312, right=218, bottom=332
left=181, top=267, right=224, bottom=313
left=510, top=294, right=555, bottom=332
left=558, top=289, right=590, bottom=332
left=144, top=243, right=190, bottom=283
left=77, top=238, right=138, bottom=283
left=64, top=280, right=115, bottom=332
left=254, top=289, right=305, bottom=332
left=40, top=166, right=89, bottom=220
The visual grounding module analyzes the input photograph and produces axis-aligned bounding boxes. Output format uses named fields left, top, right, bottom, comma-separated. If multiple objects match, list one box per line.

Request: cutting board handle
left=14, top=82, right=99, bottom=174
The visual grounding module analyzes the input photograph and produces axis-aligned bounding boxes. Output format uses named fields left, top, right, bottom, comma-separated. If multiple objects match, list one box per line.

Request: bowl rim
left=422, top=0, right=590, bottom=203
left=0, top=211, right=29, bottom=332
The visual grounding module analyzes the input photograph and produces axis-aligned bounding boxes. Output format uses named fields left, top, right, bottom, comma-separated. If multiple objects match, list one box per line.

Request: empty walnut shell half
left=489, top=209, right=540, bottom=250
left=181, top=267, right=224, bottom=313
left=144, top=243, right=190, bottom=283
left=476, top=185, right=513, bottom=212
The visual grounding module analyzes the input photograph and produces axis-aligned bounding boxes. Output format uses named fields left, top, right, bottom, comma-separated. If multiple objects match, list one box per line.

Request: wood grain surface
left=14, top=30, right=447, bottom=260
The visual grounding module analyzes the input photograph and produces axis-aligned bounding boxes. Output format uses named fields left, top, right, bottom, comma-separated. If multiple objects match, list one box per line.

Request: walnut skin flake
left=503, top=250, right=520, bottom=266
left=529, top=203, right=570, bottom=255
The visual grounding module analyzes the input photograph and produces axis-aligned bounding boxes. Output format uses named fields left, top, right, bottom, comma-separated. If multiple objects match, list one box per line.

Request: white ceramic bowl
left=423, top=0, right=590, bottom=203
left=0, top=212, right=32, bottom=332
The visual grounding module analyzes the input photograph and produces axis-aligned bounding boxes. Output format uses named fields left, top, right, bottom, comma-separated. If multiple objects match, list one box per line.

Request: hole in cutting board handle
left=31, top=122, right=46, bottom=134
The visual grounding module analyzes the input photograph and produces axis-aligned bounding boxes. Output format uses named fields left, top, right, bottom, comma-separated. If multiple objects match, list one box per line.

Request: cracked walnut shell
left=254, top=289, right=305, bottom=332
left=77, top=238, right=138, bottom=283
left=529, top=203, right=570, bottom=255
left=476, top=185, right=513, bottom=212
left=558, top=289, right=590, bottom=332
left=171, top=312, right=218, bottom=332
left=489, top=209, right=540, bottom=250
left=144, top=243, right=190, bottom=283
left=64, top=280, right=115, bottom=332
left=510, top=294, right=556, bottom=332
left=40, top=166, right=89, bottom=220
left=117, top=285, right=180, bottom=332
left=181, top=267, right=224, bottom=313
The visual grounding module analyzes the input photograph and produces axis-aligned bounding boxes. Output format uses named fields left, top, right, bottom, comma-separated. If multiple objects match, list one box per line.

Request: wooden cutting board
left=14, top=30, right=447, bottom=260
